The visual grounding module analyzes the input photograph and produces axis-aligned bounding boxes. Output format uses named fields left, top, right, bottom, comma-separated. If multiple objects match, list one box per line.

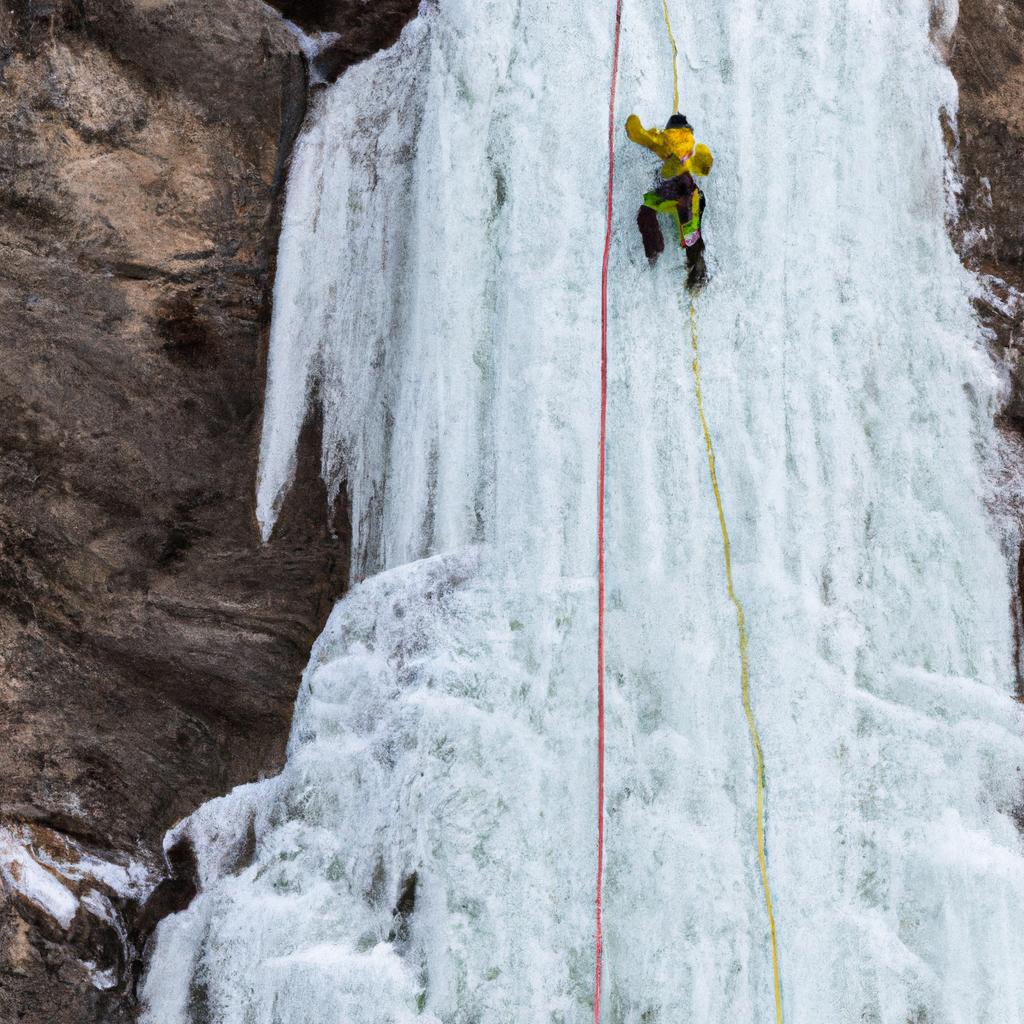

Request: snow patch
left=0, top=826, right=79, bottom=929
left=0, top=823, right=158, bottom=933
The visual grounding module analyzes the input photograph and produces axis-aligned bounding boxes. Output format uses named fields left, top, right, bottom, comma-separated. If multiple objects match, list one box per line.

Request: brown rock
left=269, top=0, right=419, bottom=38
left=945, top=0, right=1024, bottom=706
left=0, top=0, right=429, bottom=1020
left=308, top=0, right=422, bottom=83
left=946, top=0, right=1024, bottom=390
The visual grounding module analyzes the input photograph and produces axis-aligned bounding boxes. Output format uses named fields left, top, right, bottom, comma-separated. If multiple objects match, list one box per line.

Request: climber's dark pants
left=637, top=204, right=665, bottom=261
left=636, top=202, right=707, bottom=288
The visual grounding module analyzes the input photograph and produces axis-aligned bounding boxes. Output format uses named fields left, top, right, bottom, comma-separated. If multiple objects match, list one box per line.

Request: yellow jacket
left=625, top=114, right=714, bottom=179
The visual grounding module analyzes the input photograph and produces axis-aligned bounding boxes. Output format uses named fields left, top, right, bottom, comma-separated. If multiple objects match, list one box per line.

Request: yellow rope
left=688, top=302, right=784, bottom=1024
left=661, top=0, right=681, bottom=113
left=657, top=1, right=783, bottom=1012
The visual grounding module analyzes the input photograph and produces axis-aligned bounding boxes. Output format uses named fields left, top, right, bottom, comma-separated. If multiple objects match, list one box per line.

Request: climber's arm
left=625, top=115, right=672, bottom=159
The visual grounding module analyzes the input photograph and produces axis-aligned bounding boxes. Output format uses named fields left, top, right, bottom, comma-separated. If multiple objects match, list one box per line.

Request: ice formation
left=143, top=1, right=1024, bottom=1021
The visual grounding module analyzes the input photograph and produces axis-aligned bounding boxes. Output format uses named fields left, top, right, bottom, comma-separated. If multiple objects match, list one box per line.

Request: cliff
left=943, top=0, right=1024, bottom=692
left=0, top=1, right=412, bottom=1021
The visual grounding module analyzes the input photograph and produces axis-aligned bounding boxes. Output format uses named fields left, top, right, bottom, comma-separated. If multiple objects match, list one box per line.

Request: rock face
left=305, top=0, right=421, bottom=83
left=944, top=0, right=1024, bottom=694
left=0, top=1, right=414, bottom=1022
left=946, top=0, right=1024, bottom=403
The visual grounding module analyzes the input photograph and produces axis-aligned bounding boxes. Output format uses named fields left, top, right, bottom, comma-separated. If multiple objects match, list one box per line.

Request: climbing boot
left=686, top=243, right=707, bottom=292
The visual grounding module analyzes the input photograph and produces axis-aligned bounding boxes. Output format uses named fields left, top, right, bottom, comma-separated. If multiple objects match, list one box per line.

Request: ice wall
left=143, top=1, right=1024, bottom=1022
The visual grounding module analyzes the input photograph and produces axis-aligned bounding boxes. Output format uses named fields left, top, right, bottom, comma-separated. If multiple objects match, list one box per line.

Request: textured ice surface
left=144, top=0, right=1024, bottom=1021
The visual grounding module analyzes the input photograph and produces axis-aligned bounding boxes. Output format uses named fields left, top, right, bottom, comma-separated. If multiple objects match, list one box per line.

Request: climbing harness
left=644, top=189, right=703, bottom=246
left=595, top=1, right=624, bottom=1021
left=679, top=190, right=702, bottom=243
left=688, top=301, right=784, bottom=1024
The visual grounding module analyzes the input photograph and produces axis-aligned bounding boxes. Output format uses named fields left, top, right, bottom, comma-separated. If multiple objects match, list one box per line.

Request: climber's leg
left=686, top=235, right=707, bottom=291
left=637, top=205, right=665, bottom=263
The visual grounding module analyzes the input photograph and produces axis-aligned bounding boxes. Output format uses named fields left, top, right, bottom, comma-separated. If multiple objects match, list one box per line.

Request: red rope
left=595, top=2, right=623, bottom=1021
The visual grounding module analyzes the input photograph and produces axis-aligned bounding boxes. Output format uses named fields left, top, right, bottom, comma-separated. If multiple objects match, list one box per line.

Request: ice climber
left=625, top=112, right=713, bottom=290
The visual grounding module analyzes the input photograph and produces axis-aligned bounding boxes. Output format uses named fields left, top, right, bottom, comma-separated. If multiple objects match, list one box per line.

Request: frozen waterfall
left=141, top=1, right=1024, bottom=1022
